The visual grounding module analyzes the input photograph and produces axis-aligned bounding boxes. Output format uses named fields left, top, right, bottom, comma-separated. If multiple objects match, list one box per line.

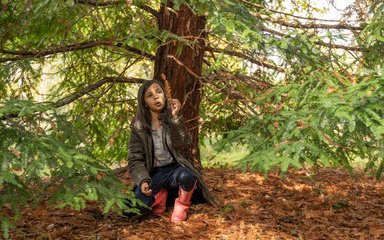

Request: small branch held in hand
left=161, top=74, right=173, bottom=99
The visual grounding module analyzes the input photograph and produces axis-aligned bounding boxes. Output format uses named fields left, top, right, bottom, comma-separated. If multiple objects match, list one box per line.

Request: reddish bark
left=153, top=2, right=206, bottom=171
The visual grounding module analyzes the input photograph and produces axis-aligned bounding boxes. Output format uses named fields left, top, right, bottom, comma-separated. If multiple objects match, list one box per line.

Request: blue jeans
left=134, top=163, right=197, bottom=207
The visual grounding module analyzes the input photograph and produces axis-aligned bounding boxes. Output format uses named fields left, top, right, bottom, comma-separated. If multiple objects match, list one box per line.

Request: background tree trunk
left=153, top=2, right=206, bottom=171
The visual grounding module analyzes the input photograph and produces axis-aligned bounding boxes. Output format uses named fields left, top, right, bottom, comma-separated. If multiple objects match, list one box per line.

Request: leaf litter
left=6, top=167, right=384, bottom=239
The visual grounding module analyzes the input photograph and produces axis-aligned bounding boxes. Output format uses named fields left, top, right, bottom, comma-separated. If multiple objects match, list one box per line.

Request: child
left=127, top=79, right=215, bottom=223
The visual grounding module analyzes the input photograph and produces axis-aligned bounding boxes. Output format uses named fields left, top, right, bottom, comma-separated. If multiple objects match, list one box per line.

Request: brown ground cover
left=8, top=167, right=384, bottom=239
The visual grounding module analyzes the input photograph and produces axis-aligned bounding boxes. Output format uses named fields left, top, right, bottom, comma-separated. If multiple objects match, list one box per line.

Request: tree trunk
left=153, top=2, right=206, bottom=171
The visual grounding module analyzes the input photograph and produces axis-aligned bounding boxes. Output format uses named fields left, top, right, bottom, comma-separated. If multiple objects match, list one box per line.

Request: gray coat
left=127, top=116, right=215, bottom=206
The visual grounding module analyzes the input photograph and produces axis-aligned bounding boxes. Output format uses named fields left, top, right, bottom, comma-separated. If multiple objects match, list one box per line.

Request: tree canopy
left=1, top=0, right=383, bottom=237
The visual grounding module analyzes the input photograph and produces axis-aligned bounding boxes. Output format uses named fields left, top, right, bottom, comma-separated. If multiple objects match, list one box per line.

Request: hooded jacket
left=127, top=114, right=215, bottom=206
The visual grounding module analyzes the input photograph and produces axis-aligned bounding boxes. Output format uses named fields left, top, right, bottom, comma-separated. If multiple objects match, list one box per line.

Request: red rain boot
left=171, top=181, right=197, bottom=223
left=151, top=188, right=168, bottom=215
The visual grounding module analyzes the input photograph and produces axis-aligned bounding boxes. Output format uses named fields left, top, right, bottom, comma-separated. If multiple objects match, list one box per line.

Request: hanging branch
left=75, top=0, right=121, bottom=6
left=205, top=46, right=285, bottom=72
left=251, top=12, right=364, bottom=31
left=53, top=77, right=146, bottom=107
left=0, top=77, right=148, bottom=120
left=166, top=55, right=202, bottom=79
left=259, top=26, right=362, bottom=51
left=238, top=0, right=360, bottom=23
left=204, top=78, right=259, bottom=115
left=313, top=40, right=362, bottom=51
left=114, top=42, right=156, bottom=60
left=0, top=39, right=155, bottom=63
left=137, top=4, right=159, bottom=17
left=203, top=59, right=272, bottom=90
left=75, top=0, right=159, bottom=17
left=0, top=40, right=114, bottom=57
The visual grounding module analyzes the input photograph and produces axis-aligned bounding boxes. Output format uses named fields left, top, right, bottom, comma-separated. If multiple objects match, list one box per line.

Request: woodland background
left=0, top=0, right=383, bottom=238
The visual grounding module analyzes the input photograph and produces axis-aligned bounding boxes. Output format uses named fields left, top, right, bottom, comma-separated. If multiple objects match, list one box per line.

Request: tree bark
left=154, top=2, right=206, bottom=171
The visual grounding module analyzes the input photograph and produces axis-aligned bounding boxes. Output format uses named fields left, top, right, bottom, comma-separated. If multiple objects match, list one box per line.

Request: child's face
left=144, top=83, right=165, bottom=113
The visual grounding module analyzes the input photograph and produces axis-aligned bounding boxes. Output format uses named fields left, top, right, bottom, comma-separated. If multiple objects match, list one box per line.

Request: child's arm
left=169, top=114, right=192, bottom=148
left=127, top=128, right=151, bottom=188
left=168, top=98, right=192, bottom=148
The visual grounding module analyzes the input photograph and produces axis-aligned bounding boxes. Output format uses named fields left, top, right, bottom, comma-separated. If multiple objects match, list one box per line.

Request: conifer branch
left=137, top=4, right=159, bottom=17
left=75, top=0, right=158, bottom=17
left=53, top=76, right=147, bottom=107
left=205, top=46, right=285, bottom=72
left=0, top=39, right=155, bottom=62
left=259, top=27, right=362, bottom=51
left=0, top=77, right=148, bottom=120
left=75, top=0, right=121, bottom=6
left=238, top=0, right=361, bottom=24
left=253, top=12, right=364, bottom=31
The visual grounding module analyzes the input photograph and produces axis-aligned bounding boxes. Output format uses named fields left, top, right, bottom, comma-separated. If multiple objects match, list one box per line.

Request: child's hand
left=140, top=181, right=152, bottom=196
left=169, top=99, right=181, bottom=119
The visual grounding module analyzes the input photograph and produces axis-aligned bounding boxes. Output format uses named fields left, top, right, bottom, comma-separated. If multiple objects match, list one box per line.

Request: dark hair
left=131, top=79, right=171, bottom=132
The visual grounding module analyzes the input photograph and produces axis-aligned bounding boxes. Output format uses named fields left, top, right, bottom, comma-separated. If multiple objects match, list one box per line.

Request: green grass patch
left=200, top=137, right=249, bottom=168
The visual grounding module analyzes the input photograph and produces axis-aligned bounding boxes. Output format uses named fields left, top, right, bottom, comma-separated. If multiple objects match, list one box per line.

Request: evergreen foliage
left=0, top=0, right=382, bottom=238
left=0, top=100, right=141, bottom=238
left=216, top=72, right=383, bottom=177
left=215, top=0, right=384, bottom=177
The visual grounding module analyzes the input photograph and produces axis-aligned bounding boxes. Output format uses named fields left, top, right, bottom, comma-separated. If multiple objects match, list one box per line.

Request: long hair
left=131, top=79, right=171, bottom=133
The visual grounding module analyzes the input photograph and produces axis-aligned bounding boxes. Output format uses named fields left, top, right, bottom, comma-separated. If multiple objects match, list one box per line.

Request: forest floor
left=9, top=167, right=384, bottom=240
